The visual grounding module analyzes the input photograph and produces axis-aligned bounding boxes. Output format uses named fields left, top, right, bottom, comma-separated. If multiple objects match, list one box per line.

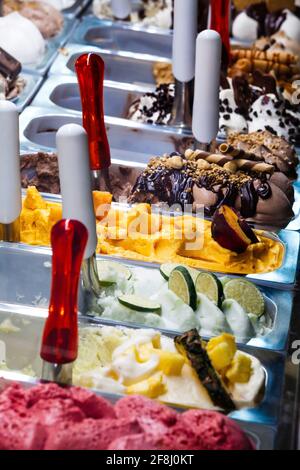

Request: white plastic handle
left=172, top=0, right=198, bottom=82
left=56, top=124, right=97, bottom=260
left=192, top=30, right=222, bottom=144
left=111, top=0, right=132, bottom=19
left=0, top=101, right=21, bottom=224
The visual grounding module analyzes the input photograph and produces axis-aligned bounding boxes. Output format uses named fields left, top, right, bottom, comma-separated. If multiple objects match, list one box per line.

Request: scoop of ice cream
left=226, top=130, right=298, bottom=178
left=235, top=178, right=294, bottom=227
left=115, top=395, right=177, bottom=427
left=20, top=152, right=142, bottom=200
left=248, top=93, right=300, bottom=144
left=232, top=11, right=259, bottom=41
left=179, top=409, right=254, bottom=450
left=128, top=83, right=174, bottom=125
left=0, top=382, right=253, bottom=450
left=219, top=88, right=248, bottom=133
left=254, top=31, right=300, bottom=60
left=39, top=0, right=75, bottom=9
left=129, top=147, right=295, bottom=229
left=140, top=0, right=173, bottom=29
left=267, top=9, right=300, bottom=42
left=0, top=12, right=45, bottom=65
left=4, top=1, right=64, bottom=39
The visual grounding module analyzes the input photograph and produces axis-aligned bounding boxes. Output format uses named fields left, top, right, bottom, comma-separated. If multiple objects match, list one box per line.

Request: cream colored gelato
left=0, top=12, right=45, bottom=65
left=73, top=326, right=265, bottom=410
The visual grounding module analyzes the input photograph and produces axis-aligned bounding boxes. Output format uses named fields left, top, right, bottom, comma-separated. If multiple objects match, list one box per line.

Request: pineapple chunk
left=157, top=351, right=185, bottom=376
left=23, top=186, right=47, bottom=210
left=206, top=333, right=237, bottom=371
left=135, top=343, right=154, bottom=363
left=126, top=372, right=167, bottom=398
left=226, top=353, right=252, bottom=384
left=151, top=334, right=161, bottom=349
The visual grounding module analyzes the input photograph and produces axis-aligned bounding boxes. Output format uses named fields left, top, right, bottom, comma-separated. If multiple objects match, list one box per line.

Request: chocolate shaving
left=252, top=70, right=277, bottom=96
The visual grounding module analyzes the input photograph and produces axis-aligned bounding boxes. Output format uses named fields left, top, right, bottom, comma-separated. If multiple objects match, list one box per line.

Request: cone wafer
left=219, top=143, right=262, bottom=161
left=185, top=149, right=233, bottom=165
left=231, top=58, right=292, bottom=77
left=233, top=159, right=275, bottom=174
left=231, top=48, right=297, bottom=65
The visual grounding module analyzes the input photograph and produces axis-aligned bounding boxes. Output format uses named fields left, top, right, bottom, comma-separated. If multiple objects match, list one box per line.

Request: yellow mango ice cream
left=20, top=187, right=284, bottom=274
left=73, top=326, right=265, bottom=410
left=21, top=187, right=62, bottom=246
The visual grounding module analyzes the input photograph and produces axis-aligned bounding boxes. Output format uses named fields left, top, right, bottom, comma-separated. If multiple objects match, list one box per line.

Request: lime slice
left=160, top=263, right=199, bottom=282
left=223, top=279, right=265, bottom=316
left=96, top=260, right=132, bottom=286
left=219, top=276, right=231, bottom=288
left=118, top=295, right=161, bottom=313
left=195, top=272, right=223, bottom=307
left=168, top=266, right=197, bottom=311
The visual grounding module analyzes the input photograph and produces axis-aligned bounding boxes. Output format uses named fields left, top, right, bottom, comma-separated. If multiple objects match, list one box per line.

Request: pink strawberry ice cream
left=0, top=382, right=254, bottom=450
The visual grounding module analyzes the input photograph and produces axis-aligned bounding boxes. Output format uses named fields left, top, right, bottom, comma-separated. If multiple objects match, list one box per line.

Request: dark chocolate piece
left=0, top=48, right=22, bottom=81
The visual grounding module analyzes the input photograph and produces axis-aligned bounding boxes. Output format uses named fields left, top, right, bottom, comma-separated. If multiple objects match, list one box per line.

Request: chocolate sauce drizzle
left=130, top=157, right=272, bottom=219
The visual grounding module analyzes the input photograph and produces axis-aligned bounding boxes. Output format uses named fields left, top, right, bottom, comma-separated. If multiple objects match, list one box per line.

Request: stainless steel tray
left=0, top=302, right=286, bottom=426
left=0, top=371, right=277, bottom=449
left=10, top=73, right=44, bottom=113
left=32, top=75, right=153, bottom=113
left=19, top=106, right=194, bottom=164
left=23, top=17, right=78, bottom=76
left=0, top=241, right=295, bottom=351
left=49, top=43, right=169, bottom=88
left=71, top=16, right=173, bottom=59
left=29, top=187, right=300, bottom=290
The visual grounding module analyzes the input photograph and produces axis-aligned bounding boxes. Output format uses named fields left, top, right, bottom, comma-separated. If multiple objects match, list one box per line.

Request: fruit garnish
left=118, top=295, right=161, bottom=313
left=168, top=266, right=197, bottom=310
left=211, top=205, right=259, bottom=253
left=160, top=263, right=199, bottom=281
left=174, top=329, right=236, bottom=412
left=223, top=278, right=265, bottom=317
left=195, top=272, right=223, bottom=307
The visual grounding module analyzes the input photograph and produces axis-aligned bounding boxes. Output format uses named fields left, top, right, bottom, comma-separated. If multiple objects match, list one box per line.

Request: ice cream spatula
left=56, top=123, right=102, bottom=298
left=169, top=0, right=198, bottom=129
left=192, top=29, right=222, bottom=151
left=111, top=0, right=132, bottom=20
left=40, top=219, right=88, bottom=385
left=209, top=0, right=231, bottom=71
left=75, top=53, right=111, bottom=192
left=0, top=101, right=21, bottom=242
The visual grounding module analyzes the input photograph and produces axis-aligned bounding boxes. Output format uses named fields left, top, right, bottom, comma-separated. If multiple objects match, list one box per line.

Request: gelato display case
left=0, top=0, right=299, bottom=452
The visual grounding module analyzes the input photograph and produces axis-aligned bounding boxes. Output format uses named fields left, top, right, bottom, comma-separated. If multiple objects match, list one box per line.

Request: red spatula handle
left=209, top=0, right=231, bottom=69
left=75, top=53, right=111, bottom=171
left=40, top=219, right=88, bottom=364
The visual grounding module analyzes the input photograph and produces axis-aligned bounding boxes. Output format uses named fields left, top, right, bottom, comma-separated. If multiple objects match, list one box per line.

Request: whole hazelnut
left=167, top=155, right=184, bottom=169
left=197, top=159, right=211, bottom=170
left=185, top=149, right=195, bottom=160
left=224, top=161, right=238, bottom=173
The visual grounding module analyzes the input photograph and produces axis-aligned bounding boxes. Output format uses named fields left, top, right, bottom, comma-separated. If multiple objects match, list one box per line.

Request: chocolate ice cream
left=20, top=152, right=142, bottom=200
left=129, top=136, right=296, bottom=228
